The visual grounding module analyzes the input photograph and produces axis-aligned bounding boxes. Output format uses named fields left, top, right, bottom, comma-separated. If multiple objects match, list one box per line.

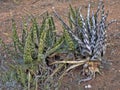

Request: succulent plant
left=52, top=1, right=115, bottom=82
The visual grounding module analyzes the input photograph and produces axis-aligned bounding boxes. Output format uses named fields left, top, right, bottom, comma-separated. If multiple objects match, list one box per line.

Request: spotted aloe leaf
left=31, top=18, right=39, bottom=47
left=63, top=28, right=75, bottom=51
left=12, top=19, right=24, bottom=54
left=39, top=17, right=48, bottom=37
left=21, top=17, right=28, bottom=46
left=45, top=16, right=56, bottom=48
left=69, top=5, right=82, bottom=29
left=46, top=36, right=64, bottom=56
left=23, top=32, right=35, bottom=64
left=16, top=65, right=27, bottom=87
left=38, top=31, right=47, bottom=62
left=37, top=18, right=49, bottom=62
left=69, top=4, right=76, bottom=23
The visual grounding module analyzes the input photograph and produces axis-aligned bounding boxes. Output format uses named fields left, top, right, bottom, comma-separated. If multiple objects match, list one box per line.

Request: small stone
left=118, top=70, right=120, bottom=72
left=87, top=84, right=92, bottom=88
left=112, top=68, right=115, bottom=70
left=85, top=84, right=92, bottom=89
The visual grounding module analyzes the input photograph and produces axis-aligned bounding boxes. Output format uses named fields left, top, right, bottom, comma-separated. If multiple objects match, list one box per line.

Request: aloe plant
left=52, top=1, right=115, bottom=82
left=0, top=12, right=64, bottom=89
left=54, top=2, right=109, bottom=60
left=11, top=14, right=64, bottom=89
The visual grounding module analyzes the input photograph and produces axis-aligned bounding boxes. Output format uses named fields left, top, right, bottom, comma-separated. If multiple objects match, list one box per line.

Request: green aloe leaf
left=31, top=18, right=39, bottom=46
left=69, top=5, right=83, bottom=27
left=39, top=17, right=48, bottom=37
left=12, top=19, right=24, bottom=53
left=23, top=32, right=35, bottom=64
left=22, top=17, right=28, bottom=46
left=63, top=28, right=75, bottom=51
left=37, top=18, right=49, bottom=62
left=38, top=31, right=47, bottom=62
left=46, top=16, right=56, bottom=48
left=46, top=36, right=64, bottom=56
left=17, top=66, right=27, bottom=87
left=68, top=12, right=73, bottom=29
left=69, top=4, right=76, bottom=20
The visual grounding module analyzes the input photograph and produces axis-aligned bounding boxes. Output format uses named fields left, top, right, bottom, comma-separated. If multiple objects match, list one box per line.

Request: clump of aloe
left=0, top=13, right=63, bottom=89
left=52, top=1, right=116, bottom=82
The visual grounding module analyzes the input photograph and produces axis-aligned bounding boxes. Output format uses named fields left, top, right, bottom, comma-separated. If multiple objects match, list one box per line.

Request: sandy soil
left=0, top=0, right=120, bottom=90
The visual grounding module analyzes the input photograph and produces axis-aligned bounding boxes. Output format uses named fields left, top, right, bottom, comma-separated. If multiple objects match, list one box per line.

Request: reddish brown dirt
left=0, top=0, right=120, bottom=90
